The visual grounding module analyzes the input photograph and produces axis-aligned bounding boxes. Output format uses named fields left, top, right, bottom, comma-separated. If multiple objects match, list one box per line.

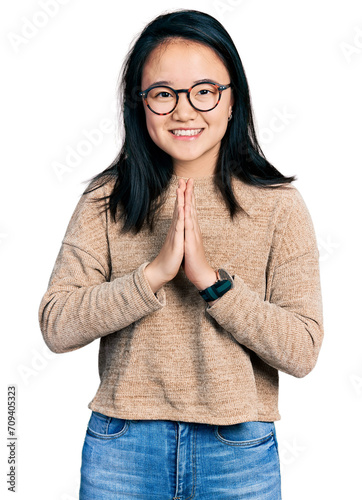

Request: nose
left=172, top=92, right=198, bottom=121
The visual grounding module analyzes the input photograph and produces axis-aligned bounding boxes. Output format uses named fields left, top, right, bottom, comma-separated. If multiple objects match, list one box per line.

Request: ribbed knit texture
left=38, top=173, right=324, bottom=425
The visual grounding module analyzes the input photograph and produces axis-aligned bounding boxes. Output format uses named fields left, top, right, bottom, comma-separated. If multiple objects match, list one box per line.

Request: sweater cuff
left=205, top=273, right=244, bottom=319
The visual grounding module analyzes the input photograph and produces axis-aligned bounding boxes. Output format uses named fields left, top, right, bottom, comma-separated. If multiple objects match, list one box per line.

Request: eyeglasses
left=138, top=81, right=232, bottom=115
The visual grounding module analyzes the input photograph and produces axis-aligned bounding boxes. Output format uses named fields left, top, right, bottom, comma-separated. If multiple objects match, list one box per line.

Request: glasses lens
left=147, top=87, right=176, bottom=114
left=190, top=83, right=219, bottom=111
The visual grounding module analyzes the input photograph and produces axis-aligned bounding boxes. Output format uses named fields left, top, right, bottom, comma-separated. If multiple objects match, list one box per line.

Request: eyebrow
left=148, top=78, right=221, bottom=87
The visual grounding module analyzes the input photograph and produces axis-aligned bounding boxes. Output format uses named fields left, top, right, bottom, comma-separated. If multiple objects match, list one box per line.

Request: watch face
left=218, top=268, right=234, bottom=288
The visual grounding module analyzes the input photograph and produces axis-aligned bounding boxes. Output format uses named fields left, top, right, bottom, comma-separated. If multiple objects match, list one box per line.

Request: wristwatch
left=199, top=268, right=234, bottom=302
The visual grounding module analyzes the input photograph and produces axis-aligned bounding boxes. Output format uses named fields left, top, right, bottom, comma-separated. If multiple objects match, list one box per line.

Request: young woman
left=38, top=9, right=324, bottom=499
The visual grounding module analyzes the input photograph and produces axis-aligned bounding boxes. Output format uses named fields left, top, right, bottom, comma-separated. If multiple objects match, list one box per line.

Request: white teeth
left=171, top=129, right=202, bottom=136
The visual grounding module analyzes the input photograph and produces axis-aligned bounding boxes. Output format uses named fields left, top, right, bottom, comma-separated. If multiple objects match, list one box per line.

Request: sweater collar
left=170, top=173, right=257, bottom=217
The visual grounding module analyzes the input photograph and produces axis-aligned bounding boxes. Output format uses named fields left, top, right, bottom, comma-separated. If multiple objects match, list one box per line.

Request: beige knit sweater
left=38, top=173, right=324, bottom=425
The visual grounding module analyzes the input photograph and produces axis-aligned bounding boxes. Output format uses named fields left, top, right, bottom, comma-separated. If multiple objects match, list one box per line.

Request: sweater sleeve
left=38, top=181, right=166, bottom=354
left=206, top=187, right=324, bottom=378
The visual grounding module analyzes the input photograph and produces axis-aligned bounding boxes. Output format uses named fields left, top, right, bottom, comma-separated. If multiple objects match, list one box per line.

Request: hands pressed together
left=144, top=178, right=218, bottom=296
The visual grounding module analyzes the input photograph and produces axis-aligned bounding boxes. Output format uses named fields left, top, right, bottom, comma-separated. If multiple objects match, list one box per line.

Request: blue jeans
left=79, top=411, right=282, bottom=499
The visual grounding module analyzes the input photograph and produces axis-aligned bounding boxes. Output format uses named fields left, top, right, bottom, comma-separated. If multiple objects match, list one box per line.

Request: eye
left=148, top=87, right=175, bottom=100
left=198, top=89, right=212, bottom=95
left=156, top=91, right=172, bottom=98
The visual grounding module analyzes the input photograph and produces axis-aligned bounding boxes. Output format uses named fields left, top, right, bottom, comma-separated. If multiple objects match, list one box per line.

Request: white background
left=1, top=0, right=361, bottom=498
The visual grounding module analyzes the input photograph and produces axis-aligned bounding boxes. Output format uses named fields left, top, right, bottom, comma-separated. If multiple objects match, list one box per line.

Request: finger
left=184, top=181, right=193, bottom=225
left=176, top=187, right=185, bottom=225
left=185, top=178, right=194, bottom=209
left=190, top=187, right=197, bottom=221
left=189, top=185, right=202, bottom=240
left=178, top=186, right=185, bottom=206
left=176, top=179, right=186, bottom=205
left=191, top=187, right=196, bottom=209
left=187, top=180, right=197, bottom=221
left=172, top=184, right=185, bottom=234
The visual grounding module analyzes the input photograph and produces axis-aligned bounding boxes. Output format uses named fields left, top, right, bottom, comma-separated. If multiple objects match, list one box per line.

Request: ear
left=229, top=91, right=234, bottom=114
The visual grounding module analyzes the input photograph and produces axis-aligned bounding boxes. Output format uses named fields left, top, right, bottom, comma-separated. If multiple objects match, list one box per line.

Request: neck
left=172, top=147, right=218, bottom=179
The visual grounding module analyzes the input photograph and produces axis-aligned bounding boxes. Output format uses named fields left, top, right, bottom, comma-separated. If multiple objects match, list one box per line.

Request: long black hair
left=82, top=9, right=297, bottom=234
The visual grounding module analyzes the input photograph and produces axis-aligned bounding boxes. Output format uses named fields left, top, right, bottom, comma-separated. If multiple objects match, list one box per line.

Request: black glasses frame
left=138, top=81, right=232, bottom=115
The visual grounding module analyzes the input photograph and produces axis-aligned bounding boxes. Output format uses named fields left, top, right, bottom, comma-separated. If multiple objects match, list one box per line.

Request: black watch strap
left=199, top=269, right=234, bottom=302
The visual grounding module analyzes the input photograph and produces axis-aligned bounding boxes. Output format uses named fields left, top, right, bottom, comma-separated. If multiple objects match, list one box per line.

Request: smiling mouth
left=170, top=128, right=203, bottom=136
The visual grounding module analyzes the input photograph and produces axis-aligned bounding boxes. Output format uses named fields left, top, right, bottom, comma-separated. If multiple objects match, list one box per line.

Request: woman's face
left=140, top=39, right=234, bottom=175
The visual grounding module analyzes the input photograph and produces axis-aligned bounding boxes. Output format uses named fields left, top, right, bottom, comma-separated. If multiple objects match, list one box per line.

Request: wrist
left=195, top=269, right=218, bottom=291
left=144, top=261, right=168, bottom=294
